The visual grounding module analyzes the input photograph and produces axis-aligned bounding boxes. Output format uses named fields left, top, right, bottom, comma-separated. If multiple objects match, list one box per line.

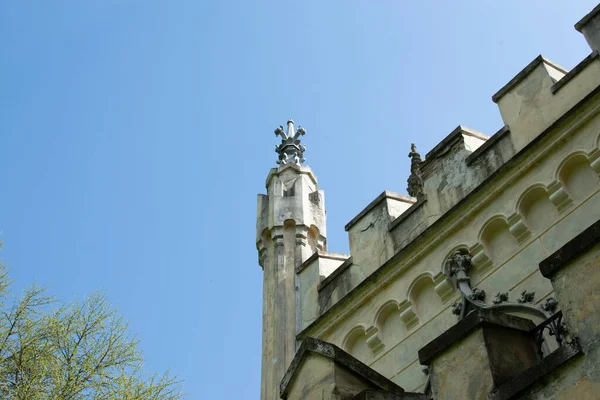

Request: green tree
left=0, top=262, right=182, bottom=399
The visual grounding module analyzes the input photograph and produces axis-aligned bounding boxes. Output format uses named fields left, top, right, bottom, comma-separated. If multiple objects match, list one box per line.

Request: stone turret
left=256, top=120, right=327, bottom=400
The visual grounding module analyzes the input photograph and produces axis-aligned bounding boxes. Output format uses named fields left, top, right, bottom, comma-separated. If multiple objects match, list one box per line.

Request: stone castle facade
left=256, top=4, right=600, bottom=399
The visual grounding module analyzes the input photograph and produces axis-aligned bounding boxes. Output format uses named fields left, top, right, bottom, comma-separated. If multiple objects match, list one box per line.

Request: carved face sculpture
left=446, top=250, right=472, bottom=277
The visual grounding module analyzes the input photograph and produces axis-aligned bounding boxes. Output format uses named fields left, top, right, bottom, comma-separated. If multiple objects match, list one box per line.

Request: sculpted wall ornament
left=492, top=292, right=509, bottom=304
left=542, top=297, right=558, bottom=313
left=407, top=143, right=425, bottom=198
left=443, top=248, right=569, bottom=356
left=517, top=290, right=536, bottom=304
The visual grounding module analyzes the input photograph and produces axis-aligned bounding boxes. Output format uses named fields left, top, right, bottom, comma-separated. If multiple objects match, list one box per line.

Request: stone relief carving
left=492, top=292, right=509, bottom=304
left=468, top=287, right=486, bottom=301
left=542, top=297, right=558, bottom=313
left=442, top=248, right=569, bottom=357
left=451, top=301, right=462, bottom=316
left=443, top=249, right=555, bottom=321
left=517, top=290, right=535, bottom=304
left=444, top=249, right=472, bottom=278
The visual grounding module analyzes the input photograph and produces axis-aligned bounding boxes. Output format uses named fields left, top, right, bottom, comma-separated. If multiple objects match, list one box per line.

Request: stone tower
left=256, top=120, right=327, bottom=400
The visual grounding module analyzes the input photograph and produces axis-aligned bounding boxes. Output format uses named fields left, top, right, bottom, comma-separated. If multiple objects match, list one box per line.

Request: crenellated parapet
left=325, top=13, right=600, bottom=306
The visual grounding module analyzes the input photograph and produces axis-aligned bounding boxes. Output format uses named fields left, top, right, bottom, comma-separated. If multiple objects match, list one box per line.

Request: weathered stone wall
left=302, top=117, right=600, bottom=391
left=259, top=5, right=600, bottom=400
left=293, top=5, right=600, bottom=394
left=513, top=228, right=600, bottom=400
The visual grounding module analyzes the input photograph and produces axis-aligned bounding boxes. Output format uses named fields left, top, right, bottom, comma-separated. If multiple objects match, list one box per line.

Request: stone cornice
left=489, top=341, right=582, bottom=400
left=264, top=163, right=318, bottom=188
left=424, top=125, right=489, bottom=161
left=465, top=125, right=511, bottom=166
left=279, top=337, right=404, bottom=399
left=295, top=251, right=350, bottom=275
left=552, top=51, right=599, bottom=94
left=575, top=3, right=600, bottom=32
left=417, top=309, right=535, bottom=366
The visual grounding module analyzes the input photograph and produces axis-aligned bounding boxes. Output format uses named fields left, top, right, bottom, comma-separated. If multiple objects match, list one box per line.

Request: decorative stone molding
left=295, top=225, right=309, bottom=246
left=257, top=241, right=268, bottom=268
left=547, top=180, right=573, bottom=214
left=588, top=148, right=600, bottom=175
left=398, top=300, right=419, bottom=330
left=433, top=272, right=454, bottom=302
left=469, top=243, right=493, bottom=272
left=365, top=326, right=385, bottom=354
left=507, top=213, right=532, bottom=244
left=270, top=227, right=285, bottom=247
left=272, top=236, right=284, bottom=247
left=316, top=235, right=326, bottom=251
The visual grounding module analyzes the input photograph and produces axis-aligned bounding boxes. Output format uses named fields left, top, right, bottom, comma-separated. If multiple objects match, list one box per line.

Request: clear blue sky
left=0, top=1, right=597, bottom=398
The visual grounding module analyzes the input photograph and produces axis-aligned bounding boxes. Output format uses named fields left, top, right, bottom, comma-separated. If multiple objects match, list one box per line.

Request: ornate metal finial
left=274, top=119, right=306, bottom=166
left=407, top=143, right=424, bottom=198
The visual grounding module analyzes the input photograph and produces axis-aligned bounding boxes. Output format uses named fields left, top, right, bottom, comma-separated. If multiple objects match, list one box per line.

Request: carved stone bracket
left=295, top=225, right=309, bottom=247
left=444, top=249, right=472, bottom=279
left=469, top=243, right=493, bottom=272
left=365, top=326, right=385, bottom=354
left=316, top=235, right=327, bottom=252
left=547, top=181, right=573, bottom=214
left=508, top=213, right=532, bottom=244
left=398, top=300, right=419, bottom=330
left=433, top=273, right=454, bottom=302
left=589, top=149, right=600, bottom=176
left=272, top=235, right=285, bottom=248
left=257, top=239, right=268, bottom=269
left=443, top=249, right=555, bottom=323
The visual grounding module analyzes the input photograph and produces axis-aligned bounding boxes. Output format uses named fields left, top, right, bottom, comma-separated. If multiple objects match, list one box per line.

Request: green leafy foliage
left=0, top=262, right=182, bottom=399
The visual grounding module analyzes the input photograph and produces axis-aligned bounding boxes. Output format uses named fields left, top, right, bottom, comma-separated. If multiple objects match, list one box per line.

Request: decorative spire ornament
left=407, top=143, right=424, bottom=198
left=275, top=119, right=306, bottom=166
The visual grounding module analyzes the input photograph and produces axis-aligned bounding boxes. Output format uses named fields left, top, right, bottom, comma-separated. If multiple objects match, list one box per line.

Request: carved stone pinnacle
left=407, top=143, right=424, bottom=198
left=274, top=119, right=307, bottom=166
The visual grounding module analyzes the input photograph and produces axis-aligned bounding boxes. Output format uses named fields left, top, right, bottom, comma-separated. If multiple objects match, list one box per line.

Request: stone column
left=256, top=162, right=327, bottom=400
